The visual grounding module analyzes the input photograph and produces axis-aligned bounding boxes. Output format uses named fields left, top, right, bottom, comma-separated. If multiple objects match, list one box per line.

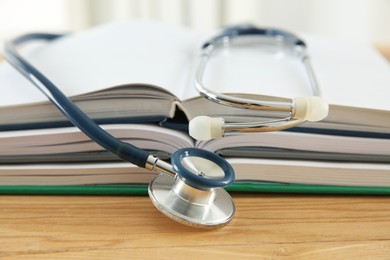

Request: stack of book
left=1, top=21, right=389, bottom=195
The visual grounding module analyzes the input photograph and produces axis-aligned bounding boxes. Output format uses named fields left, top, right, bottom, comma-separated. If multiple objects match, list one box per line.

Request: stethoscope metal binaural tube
left=4, top=33, right=235, bottom=229
left=193, top=24, right=327, bottom=138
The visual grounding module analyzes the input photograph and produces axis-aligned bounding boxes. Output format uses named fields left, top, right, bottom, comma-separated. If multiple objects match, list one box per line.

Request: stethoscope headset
left=189, top=24, right=328, bottom=140
left=3, top=24, right=328, bottom=229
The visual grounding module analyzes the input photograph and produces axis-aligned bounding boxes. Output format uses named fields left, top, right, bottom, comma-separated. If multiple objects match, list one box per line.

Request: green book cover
left=1, top=183, right=390, bottom=196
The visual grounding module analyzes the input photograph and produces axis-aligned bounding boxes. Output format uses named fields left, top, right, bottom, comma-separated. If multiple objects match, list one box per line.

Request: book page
left=0, top=20, right=198, bottom=107
left=197, top=130, right=390, bottom=156
left=0, top=162, right=154, bottom=185
left=0, top=124, right=194, bottom=156
left=229, top=158, right=390, bottom=187
left=306, top=35, right=390, bottom=111
left=2, top=21, right=389, bottom=112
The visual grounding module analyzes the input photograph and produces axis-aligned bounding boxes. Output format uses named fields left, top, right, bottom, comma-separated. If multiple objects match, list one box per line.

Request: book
left=1, top=21, right=390, bottom=135
left=2, top=155, right=390, bottom=187
left=1, top=20, right=390, bottom=193
left=0, top=123, right=390, bottom=187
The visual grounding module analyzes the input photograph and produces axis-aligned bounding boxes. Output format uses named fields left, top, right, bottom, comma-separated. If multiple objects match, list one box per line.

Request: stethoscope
left=4, top=33, right=235, bottom=229
left=189, top=24, right=329, bottom=141
left=3, top=24, right=328, bottom=229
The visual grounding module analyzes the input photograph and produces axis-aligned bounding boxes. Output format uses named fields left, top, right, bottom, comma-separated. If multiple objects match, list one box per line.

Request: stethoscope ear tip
left=189, top=116, right=224, bottom=141
left=307, top=96, right=329, bottom=121
left=294, top=96, right=329, bottom=122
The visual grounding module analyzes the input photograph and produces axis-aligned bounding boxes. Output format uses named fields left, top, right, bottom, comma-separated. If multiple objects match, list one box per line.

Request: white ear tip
left=306, top=96, right=329, bottom=121
left=189, top=116, right=224, bottom=141
left=294, top=97, right=329, bottom=122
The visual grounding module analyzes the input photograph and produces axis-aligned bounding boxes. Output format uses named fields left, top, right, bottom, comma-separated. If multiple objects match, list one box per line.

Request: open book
left=1, top=21, right=390, bottom=135
left=1, top=21, right=390, bottom=191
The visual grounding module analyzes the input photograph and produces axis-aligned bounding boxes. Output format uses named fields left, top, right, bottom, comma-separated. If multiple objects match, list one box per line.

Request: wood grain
left=1, top=194, right=390, bottom=259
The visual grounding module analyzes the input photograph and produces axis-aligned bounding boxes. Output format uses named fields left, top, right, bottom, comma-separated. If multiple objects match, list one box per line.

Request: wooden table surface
left=1, top=194, right=390, bottom=259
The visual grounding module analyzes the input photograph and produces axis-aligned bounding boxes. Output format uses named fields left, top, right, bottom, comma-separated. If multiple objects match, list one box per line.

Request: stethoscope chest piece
left=148, top=148, right=235, bottom=229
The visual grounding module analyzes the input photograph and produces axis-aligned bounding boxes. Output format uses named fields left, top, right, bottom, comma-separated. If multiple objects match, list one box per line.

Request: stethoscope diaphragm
left=148, top=148, right=235, bottom=228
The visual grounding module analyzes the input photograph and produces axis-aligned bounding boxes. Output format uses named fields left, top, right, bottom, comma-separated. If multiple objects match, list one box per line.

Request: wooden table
left=1, top=194, right=390, bottom=259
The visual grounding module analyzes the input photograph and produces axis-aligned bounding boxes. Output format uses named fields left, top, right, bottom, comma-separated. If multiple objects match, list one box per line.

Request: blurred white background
left=0, top=0, right=390, bottom=46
